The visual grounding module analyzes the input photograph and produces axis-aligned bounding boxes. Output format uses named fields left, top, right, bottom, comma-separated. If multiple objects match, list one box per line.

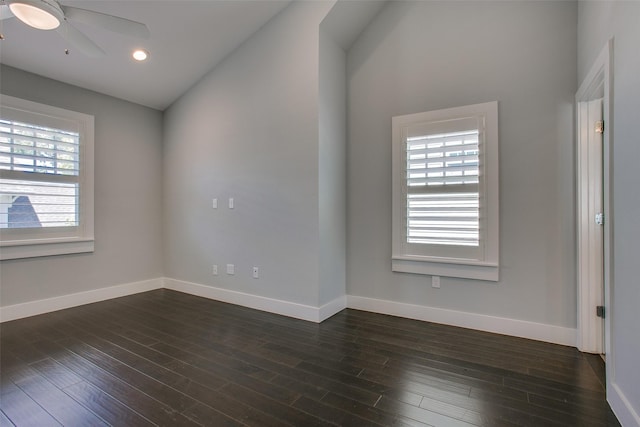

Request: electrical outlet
left=212, top=264, right=218, bottom=275
left=212, top=198, right=217, bottom=209
left=228, top=197, right=234, bottom=209
left=253, top=267, right=259, bottom=279
left=226, top=264, right=234, bottom=275
left=432, top=276, right=441, bottom=288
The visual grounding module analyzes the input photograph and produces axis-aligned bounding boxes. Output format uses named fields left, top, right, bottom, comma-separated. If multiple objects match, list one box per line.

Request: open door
left=576, top=98, right=605, bottom=354
left=576, top=40, right=611, bottom=361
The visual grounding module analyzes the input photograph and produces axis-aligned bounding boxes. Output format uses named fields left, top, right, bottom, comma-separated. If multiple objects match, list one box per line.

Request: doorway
left=576, top=98, right=604, bottom=354
left=576, top=40, right=612, bottom=357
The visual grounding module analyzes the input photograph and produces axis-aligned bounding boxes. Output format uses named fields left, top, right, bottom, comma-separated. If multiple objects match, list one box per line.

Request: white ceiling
left=0, top=0, right=291, bottom=110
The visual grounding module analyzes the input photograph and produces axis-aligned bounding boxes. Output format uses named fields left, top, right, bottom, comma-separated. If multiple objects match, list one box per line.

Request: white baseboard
left=164, top=278, right=345, bottom=323
left=610, top=382, right=640, bottom=427
left=0, top=278, right=164, bottom=323
left=319, top=295, right=348, bottom=321
left=347, top=295, right=577, bottom=347
left=0, top=276, right=576, bottom=347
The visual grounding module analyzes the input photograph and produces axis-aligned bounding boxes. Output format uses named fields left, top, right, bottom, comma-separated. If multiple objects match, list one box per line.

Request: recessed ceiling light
left=132, top=49, right=149, bottom=61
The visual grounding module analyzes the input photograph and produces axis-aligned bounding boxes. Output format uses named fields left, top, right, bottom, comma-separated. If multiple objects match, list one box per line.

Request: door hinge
left=596, top=306, right=605, bottom=318
left=595, top=120, right=605, bottom=134
left=595, top=212, right=604, bottom=226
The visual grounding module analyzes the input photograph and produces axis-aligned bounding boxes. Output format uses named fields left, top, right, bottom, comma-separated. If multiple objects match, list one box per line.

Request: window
left=0, top=95, right=94, bottom=260
left=392, top=102, right=499, bottom=281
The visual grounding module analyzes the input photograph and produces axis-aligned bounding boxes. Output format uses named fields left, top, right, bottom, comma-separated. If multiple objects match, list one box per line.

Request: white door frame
left=575, top=39, right=612, bottom=357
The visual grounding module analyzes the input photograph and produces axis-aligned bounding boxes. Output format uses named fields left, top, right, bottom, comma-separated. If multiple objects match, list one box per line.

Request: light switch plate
left=432, top=276, right=441, bottom=288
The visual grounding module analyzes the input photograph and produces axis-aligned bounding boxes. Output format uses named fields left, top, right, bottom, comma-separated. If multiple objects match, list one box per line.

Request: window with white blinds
left=0, top=120, right=80, bottom=228
left=392, top=102, right=499, bottom=281
left=0, top=95, right=94, bottom=260
left=406, top=129, right=480, bottom=247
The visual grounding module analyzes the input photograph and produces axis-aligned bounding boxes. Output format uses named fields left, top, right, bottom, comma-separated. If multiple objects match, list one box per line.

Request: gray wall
left=0, top=65, right=164, bottom=306
left=163, top=1, right=336, bottom=307
left=347, top=1, right=577, bottom=327
left=318, top=27, right=347, bottom=306
left=578, top=2, right=640, bottom=424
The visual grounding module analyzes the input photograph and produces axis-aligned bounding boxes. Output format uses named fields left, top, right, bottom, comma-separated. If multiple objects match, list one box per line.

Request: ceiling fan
left=0, top=0, right=149, bottom=57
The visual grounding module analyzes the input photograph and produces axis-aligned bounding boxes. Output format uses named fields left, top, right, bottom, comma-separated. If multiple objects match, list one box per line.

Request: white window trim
left=392, top=101, right=499, bottom=281
left=0, top=95, right=94, bottom=260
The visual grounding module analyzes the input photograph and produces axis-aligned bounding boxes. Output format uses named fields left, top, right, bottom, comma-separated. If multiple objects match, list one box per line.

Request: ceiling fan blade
left=56, top=21, right=105, bottom=57
left=1, top=4, right=13, bottom=21
left=61, top=6, right=149, bottom=39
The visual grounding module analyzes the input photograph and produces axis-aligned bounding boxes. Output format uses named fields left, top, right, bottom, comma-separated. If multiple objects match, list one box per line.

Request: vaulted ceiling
left=0, top=1, right=291, bottom=110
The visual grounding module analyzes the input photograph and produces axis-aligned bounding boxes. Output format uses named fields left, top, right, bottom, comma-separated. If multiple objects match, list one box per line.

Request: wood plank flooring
left=0, top=289, right=621, bottom=426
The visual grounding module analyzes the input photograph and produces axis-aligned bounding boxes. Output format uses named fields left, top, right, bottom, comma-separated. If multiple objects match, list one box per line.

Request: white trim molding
left=319, top=295, right=348, bottom=321
left=392, top=102, right=499, bottom=281
left=610, top=382, right=640, bottom=427
left=0, top=95, right=95, bottom=260
left=1, top=276, right=575, bottom=347
left=0, top=239, right=95, bottom=261
left=392, top=257, right=499, bottom=281
left=0, top=278, right=163, bottom=322
left=347, top=295, right=577, bottom=347
left=164, top=278, right=346, bottom=323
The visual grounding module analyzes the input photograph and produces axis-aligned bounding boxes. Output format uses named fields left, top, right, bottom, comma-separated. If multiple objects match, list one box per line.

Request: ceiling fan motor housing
left=8, top=0, right=64, bottom=30
left=3, top=0, right=149, bottom=57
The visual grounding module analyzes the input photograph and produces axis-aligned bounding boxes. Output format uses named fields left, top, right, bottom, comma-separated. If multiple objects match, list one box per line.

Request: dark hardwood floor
left=0, top=289, right=620, bottom=426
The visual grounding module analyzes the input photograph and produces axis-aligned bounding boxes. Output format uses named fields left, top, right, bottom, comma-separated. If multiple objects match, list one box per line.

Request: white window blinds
left=406, top=128, right=480, bottom=247
left=0, top=116, right=80, bottom=229
left=392, top=102, right=498, bottom=280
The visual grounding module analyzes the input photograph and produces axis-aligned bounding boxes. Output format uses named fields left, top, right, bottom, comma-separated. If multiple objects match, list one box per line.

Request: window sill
left=392, top=256, right=499, bottom=281
left=0, top=238, right=95, bottom=260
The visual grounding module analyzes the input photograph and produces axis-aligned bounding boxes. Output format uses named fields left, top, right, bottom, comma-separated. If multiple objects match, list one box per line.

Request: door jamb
left=575, top=39, right=612, bottom=360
